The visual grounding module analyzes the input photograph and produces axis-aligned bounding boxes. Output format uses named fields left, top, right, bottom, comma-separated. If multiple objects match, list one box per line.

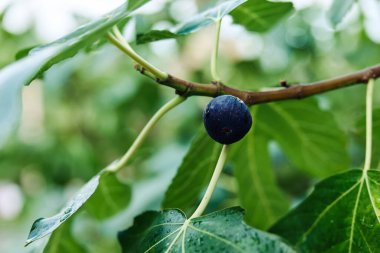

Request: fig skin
left=203, top=95, right=252, bottom=144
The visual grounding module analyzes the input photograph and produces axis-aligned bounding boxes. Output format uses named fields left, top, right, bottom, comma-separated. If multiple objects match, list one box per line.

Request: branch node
left=295, top=85, right=304, bottom=99
left=212, top=81, right=223, bottom=96
left=362, top=69, right=377, bottom=83
left=134, top=64, right=145, bottom=74
left=280, top=80, right=290, bottom=88
left=174, top=76, right=194, bottom=96
left=244, top=93, right=254, bottom=105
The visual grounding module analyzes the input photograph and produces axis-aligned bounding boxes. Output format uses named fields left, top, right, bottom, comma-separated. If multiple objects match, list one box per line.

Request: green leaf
left=356, top=108, right=380, bottom=166
left=26, top=173, right=101, bottom=246
left=328, top=0, right=355, bottom=27
left=136, top=0, right=247, bottom=44
left=0, top=0, right=149, bottom=147
left=15, top=45, right=40, bottom=60
left=26, top=170, right=130, bottom=246
left=162, top=128, right=222, bottom=213
left=128, top=0, right=150, bottom=10
left=231, top=131, right=289, bottom=230
left=230, top=0, right=294, bottom=33
left=85, top=172, right=131, bottom=220
left=44, top=221, right=86, bottom=253
left=270, top=169, right=380, bottom=252
left=256, top=99, right=349, bottom=177
left=118, top=207, right=296, bottom=253
left=136, top=30, right=179, bottom=44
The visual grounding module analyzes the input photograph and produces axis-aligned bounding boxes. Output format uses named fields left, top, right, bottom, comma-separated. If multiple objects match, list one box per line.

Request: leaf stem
left=190, top=144, right=229, bottom=219
left=364, top=79, right=375, bottom=172
left=106, top=95, right=186, bottom=173
left=107, top=27, right=168, bottom=81
left=211, top=18, right=222, bottom=82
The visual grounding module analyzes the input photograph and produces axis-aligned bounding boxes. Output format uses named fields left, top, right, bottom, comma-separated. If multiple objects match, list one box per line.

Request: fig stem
left=107, top=26, right=168, bottom=81
left=363, top=79, right=374, bottom=173
left=211, top=18, right=222, bottom=82
left=106, top=95, right=186, bottom=173
left=190, top=144, right=229, bottom=219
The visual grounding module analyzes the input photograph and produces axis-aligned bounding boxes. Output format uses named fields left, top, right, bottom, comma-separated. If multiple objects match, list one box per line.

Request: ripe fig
left=203, top=95, right=252, bottom=144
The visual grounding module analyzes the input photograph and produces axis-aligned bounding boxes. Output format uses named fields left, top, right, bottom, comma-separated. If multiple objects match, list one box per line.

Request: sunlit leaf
left=20, top=0, right=149, bottom=80
left=256, top=99, right=349, bottom=177
left=231, top=131, right=289, bottom=230
left=0, top=0, right=150, bottom=147
left=271, top=169, right=380, bottom=252
left=175, top=0, right=246, bottom=34
left=231, top=0, right=294, bottom=32
left=26, top=170, right=130, bottom=246
left=0, top=46, right=60, bottom=148
left=162, top=128, right=222, bottom=213
left=136, top=0, right=246, bottom=44
left=328, top=0, right=355, bottom=27
left=118, top=207, right=296, bottom=253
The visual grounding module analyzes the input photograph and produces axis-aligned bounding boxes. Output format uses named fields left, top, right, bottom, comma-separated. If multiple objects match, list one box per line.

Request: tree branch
left=135, top=64, right=380, bottom=105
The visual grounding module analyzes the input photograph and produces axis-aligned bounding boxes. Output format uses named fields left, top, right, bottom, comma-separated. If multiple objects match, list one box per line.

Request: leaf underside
left=26, top=171, right=130, bottom=246
left=136, top=0, right=247, bottom=44
left=118, top=207, right=296, bottom=253
left=271, top=169, right=380, bottom=253
left=0, top=0, right=150, bottom=148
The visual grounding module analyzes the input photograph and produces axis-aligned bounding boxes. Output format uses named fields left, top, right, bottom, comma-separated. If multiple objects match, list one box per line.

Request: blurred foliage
left=0, top=0, right=379, bottom=252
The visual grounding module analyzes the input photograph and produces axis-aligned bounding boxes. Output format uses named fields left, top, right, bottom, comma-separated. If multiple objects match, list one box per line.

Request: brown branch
left=136, top=64, right=380, bottom=105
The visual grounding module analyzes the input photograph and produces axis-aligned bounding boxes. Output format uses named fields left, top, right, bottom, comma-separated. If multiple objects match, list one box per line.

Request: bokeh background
left=0, top=0, right=379, bottom=252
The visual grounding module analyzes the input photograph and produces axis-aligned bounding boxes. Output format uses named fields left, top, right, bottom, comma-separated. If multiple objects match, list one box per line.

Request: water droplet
left=59, top=214, right=69, bottom=222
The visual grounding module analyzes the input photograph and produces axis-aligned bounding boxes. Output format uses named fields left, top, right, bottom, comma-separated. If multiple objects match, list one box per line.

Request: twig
left=152, top=64, right=380, bottom=105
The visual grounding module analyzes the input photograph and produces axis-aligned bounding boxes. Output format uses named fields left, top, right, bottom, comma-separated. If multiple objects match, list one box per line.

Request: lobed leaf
left=162, top=128, right=222, bottom=214
left=26, top=170, right=131, bottom=246
left=136, top=0, right=247, bottom=44
left=255, top=98, right=349, bottom=177
left=230, top=0, right=294, bottom=33
left=118, top=207, right=296, bottom=253
left=231, top=131, right=289, bottom=230
left=271, top=169, right=380, bottom=252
